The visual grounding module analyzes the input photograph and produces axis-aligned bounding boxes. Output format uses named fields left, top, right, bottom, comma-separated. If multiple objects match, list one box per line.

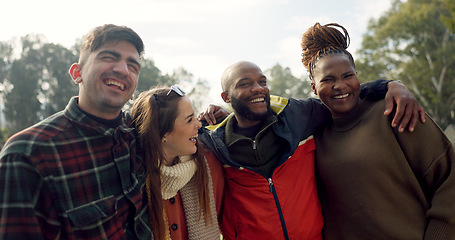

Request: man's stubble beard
left=230, top=95, right=273, bottom=122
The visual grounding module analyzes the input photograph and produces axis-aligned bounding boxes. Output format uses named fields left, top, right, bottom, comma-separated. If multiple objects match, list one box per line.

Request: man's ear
left=221, top=91, right=230, bottom=103
left=311, top=82, right=317, bottom=95
left=69, top=63, right=82, bottom=84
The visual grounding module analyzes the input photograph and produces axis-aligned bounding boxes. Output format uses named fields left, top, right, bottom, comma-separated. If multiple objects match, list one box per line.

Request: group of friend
left=0, top=23, right=453, bottom=240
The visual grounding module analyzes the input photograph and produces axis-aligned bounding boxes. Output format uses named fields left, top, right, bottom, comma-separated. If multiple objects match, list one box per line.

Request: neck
left=77, top=99, right=122, bottom=120
left=163, top=153, right=178, bottom=166
left=234, top=115, right=262, bottom=128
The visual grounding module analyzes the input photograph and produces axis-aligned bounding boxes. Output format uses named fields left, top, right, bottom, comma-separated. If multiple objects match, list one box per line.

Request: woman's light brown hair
left=131, top=87, right=213, bottom=240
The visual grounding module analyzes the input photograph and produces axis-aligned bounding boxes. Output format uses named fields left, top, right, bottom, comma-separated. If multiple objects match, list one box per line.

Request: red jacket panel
left=221, top=137, right=323, bottom=240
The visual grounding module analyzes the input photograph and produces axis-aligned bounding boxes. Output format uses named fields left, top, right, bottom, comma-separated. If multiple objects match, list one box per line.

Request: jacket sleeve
left=273, top=98, right=330, bottom=156
left=0, top=153, right=59, bottom=240
left=360, top=79, right=392, bottom=100
left=394, top=115, right=455, bottom=239
left=279, top=79, right=392, bottom=141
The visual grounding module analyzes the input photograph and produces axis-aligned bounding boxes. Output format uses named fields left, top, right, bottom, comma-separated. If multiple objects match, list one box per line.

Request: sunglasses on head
left=167, top=85, right=185, bottom=97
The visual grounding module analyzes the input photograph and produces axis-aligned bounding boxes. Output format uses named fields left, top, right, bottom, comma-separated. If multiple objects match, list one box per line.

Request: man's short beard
left=231, top=95, right=273, bottom=121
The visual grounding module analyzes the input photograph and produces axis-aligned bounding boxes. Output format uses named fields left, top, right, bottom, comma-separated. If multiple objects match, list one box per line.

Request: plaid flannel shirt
left=0, top=97, right=152, bottom=240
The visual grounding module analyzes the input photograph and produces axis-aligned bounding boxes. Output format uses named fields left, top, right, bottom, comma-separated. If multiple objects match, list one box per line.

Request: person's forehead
left=95, top=40, right=140, bottom=56
left=175, top=97, right=193, bottom=120
left=317, top=55, right=352, bottom=72
left=233, top=65, right=263, bottom=81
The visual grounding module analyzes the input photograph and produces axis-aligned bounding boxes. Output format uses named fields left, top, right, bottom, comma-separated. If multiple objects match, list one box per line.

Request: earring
left=163, top=139, right=167, bottom=143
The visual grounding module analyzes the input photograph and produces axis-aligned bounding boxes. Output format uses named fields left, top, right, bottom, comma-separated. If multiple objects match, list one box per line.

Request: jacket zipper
left=268, top=178, right=290, bottom=240
left=203, top=125, right=290, bottom=239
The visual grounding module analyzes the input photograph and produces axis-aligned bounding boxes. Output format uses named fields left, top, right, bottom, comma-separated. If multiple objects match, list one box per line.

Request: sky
left=0, top=0, right=392, bottom=105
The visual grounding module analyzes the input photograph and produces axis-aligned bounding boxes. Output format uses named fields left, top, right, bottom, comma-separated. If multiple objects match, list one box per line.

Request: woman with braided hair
left=301, top=22, right=455, bottom=239
left=131, top=86, right=224, bottom=240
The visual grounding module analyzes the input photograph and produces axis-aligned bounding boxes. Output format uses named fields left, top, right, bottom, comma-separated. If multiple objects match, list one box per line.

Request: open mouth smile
left=332, top=93, right=349, bottom=99
left=105, top=80, right=125, bottom=91
left=189, top=134, right=198, bottom=143
left=250, top=97, right=265, bottom=103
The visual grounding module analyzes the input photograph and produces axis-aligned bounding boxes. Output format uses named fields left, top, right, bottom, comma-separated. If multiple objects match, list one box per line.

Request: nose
left=112, top=60, right=129, bottom=77
left=251, top=81, right=265, bottom=93
left=333, top=79, right=347, bottom=90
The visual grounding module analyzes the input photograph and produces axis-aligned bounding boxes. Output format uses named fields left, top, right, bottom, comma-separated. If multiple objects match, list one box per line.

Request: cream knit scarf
left=160, top=155, right=220, bottom=240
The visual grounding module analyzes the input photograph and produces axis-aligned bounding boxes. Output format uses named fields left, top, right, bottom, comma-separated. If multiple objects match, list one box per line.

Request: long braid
left=301, top=23, right=355, bottom=80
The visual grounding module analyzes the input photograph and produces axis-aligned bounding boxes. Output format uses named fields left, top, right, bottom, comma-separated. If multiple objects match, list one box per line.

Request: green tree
left=124, top=58, right=178, bottom=111
left=0, top=34, right=206, bottom=138
left=136, top=58, right=172, bottom=92
left=356, top=0, right=455, bottom=128
left=266, top=63, right=313, bottom=99
left=186, top=78, right=211, bottom=113
left=169, top=67, right=210, bottom=113
left=442, top=0, right=455, bottom=32
left=0, top=41, right=13, bottom=84
left=0, top=42, right=14, bottom=145
left=4, top=56, right=42, bottom=133
left=40, top=43, right=79, bottom=116
left=2, top=34, right=80, bottom=134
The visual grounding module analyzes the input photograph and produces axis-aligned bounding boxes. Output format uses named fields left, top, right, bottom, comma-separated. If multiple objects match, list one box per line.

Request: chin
left=189, top=146, right=198, bottom=155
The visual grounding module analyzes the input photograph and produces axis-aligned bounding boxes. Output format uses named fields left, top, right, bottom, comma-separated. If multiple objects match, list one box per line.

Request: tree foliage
left=0, top=35, right=311, bottom=142
left=168, top=67, right=211, bottom=113
left=266, top=63, right=314, bottom=99
left=0, top=35, right=206, bottom=140
left=0, top=42, right=13, bottom=84
left=136, top=58, right=173, bottom=92
left=3, top=35, right=47, bottom=134
left=356, top=0, right=455, bottom=128
left=1, top=35, right=81, bottom=134
left=442, top=0, right=455, bottom=32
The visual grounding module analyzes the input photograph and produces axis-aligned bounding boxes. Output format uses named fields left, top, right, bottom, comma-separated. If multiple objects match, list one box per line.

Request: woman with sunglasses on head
left=301, top=23, right=455, bottom=239
left=131, top=85, right=224, bottom=240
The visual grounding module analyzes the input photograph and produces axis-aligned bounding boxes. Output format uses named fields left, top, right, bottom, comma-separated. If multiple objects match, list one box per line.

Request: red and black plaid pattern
left=0, top=97, right=152, bottom=240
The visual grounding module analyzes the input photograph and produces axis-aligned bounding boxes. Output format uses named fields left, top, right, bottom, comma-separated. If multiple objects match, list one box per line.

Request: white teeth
left=106, top=80, right=125, bottom=90
left=333, top=93, right=349, bottom=99
left=250, top=98, right=264, bottom=103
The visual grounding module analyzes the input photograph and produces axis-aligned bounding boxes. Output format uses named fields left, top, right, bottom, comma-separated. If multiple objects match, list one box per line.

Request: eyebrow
left=97, top=50, right=120, bottom=58
left=343, top=70, right=354, bottom=75
left=185, top=113, right=194, bottom=120
left=97, top=50, right=141, bottom=68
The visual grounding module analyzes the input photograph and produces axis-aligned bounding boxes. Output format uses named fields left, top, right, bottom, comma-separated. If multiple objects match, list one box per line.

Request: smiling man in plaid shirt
left=0, top=24, right=152, bottom=239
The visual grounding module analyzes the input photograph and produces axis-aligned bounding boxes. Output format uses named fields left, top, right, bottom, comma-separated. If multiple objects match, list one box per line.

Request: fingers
left=197, top=111, right=211, bottom=125
left=391, top=100, right=426, bottom=133
left=397, top=105, right=413, bottom=133
left=197, top=104, right=221, bottom=125
left=383, top=93, right=394, bottom=116
left=207, top=105, right=218, bottom=125
left=196, top=113, right=202, bottom=121
left=385, top=81, right=427, bottom=132
left=404, top=104, right=426, bottom=132
left=406, top=105, right=419, bottom=132
left=392, top=101, right=406, bottom=132
left=418, top=105, right=426, bottom=123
